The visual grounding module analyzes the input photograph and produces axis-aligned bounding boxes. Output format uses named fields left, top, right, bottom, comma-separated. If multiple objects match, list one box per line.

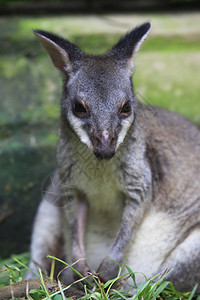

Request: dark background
left=0, top=0, right=200, bottom=15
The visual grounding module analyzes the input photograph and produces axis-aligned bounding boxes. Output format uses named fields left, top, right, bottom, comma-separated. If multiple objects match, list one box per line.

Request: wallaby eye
left=73, top=100, right=88, bottom=117
left=119, top=101, right=131, bottom=117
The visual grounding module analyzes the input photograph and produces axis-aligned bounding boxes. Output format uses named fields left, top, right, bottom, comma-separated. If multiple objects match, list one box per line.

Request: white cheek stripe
left=116, top=117, right=133, bottom=149
left=68, top=113, right=93, bottom=149
left=68, top=113, right=132, bottom=151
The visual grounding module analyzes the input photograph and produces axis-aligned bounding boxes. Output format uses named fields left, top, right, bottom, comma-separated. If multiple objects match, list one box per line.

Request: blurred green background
left=0, top=11, right=200, bottom=261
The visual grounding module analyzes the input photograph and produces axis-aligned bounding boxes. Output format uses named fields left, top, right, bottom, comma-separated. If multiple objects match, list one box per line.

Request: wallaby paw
left=72, top=261, right=94, bottom=290
left=97, top=257, right=119, bottom=283
left=73, top=260, right=91, bottom=281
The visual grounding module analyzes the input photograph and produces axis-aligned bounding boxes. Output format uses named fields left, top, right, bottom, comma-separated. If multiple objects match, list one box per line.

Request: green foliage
left=0, top=253, right=29, bottom=288
left=3, top=264, right=22, bottom=283
left=0, top=255, right=199, bottom=299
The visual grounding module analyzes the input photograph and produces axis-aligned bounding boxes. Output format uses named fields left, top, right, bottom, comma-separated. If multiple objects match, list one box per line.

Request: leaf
left=111, top=289, right=128, bottom=300
left=188, top=284, right=199, bottom=300
left=151, top=281, right=170, bottom=298
left=125, top=265, right=138, bottom=288
left=29, top=288, right=47, bottom=296
left=135, top=279, right=152, bottom=297
left=104, top=277, right=119, bottom=289
left=4, top=264, right=19, bottom=272
left=90, top=291, right=102, bottom=300
left=52, top=295, right=66, bottom=300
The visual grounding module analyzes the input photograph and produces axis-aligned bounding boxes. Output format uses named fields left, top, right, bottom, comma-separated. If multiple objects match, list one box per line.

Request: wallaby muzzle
left=92, top=132, right=116, bottom=160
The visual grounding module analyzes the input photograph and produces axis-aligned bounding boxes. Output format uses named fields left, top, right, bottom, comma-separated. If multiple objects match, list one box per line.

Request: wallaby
left=26, top=23, right=200, bottom=292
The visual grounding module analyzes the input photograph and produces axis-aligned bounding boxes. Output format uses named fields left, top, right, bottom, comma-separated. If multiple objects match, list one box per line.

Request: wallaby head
left=34, top=23, right=150, bottom=160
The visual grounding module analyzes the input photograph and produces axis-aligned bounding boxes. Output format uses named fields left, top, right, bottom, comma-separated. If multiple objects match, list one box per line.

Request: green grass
left=135, top=51, right=200, bottom=122
left=0, top=253, right=29, bottom=288
left=0, top=254, right=199, bottom=299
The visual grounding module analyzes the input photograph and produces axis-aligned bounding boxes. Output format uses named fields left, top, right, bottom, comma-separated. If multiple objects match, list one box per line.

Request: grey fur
left=26, top=23, right=200, bottom=293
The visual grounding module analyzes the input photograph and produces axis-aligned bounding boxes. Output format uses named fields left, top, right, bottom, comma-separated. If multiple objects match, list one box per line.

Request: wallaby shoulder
left=135, top=103, right=200, bottom=165
left=136, top=104, right=200, bottom=216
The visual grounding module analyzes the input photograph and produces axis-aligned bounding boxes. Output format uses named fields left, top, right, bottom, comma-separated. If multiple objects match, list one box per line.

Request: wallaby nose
left=94, top=146, right=115, bottom=160
left=92, top=131, right=116, bottom=160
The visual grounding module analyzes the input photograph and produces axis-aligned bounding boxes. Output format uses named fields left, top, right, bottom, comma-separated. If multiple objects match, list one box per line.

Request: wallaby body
left=26, top=23, right=200, bottom=292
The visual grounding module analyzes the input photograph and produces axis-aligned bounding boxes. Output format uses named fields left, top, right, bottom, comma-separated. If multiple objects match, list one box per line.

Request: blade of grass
left=38, top=268, right=50, bottom=298
left=47, top=255, right=93, bottom=288
left=57, top=277, right=66, bottom=300
left=104, top=272, right=131, bottom=295
left=151, top=281, right=170, bottom=298
left=50, top=258, right=55, bottom=282
left=12, top=256, right=38, bottom=279
left=135, top=279, right=152, bottom=298
left=111, top=289, right=128, bottom=300
left=126, top=265, right=138, bottom=288
left=89, top=274, right=108, bottom=300
left=188, top=284, right=198, bottom=300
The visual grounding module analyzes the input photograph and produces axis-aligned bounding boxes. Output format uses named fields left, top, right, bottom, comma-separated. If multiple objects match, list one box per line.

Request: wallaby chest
left=58, top=124, right=153, bottom=211
left=59, top=136, right=123, bottom=212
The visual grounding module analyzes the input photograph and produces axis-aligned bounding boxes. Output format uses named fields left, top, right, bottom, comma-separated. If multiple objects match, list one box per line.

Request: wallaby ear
left=33, top=30, right=83, bottom=74
left=111, top=23, right=151, bottom=74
